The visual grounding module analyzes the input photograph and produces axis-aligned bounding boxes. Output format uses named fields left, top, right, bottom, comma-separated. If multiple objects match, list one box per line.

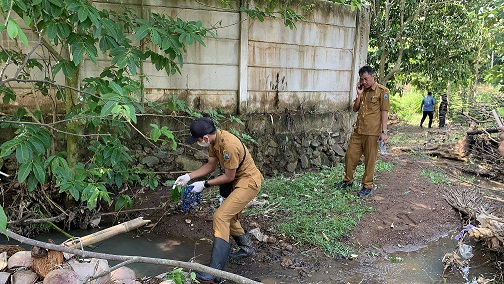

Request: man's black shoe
left=334, top=181, right=353, bottom=189
left=358, top=187, right=372, bottom=198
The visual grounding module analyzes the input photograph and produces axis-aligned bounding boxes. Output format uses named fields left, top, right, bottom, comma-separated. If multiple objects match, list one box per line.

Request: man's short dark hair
left=359, top=65, right=375, bottom=76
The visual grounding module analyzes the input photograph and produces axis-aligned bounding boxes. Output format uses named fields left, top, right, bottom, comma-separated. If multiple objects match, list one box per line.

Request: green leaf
left=0, top=206, right=7, bottom=236
left=78, top=6, right=89, bottom=22
left=84, top=40, right=98, bottom=64
left=18, top=162, right=32, bottom=183
left=7, top=19, right=19, bottom=39
left=69, top=185, right=80, bottom=201
left=32, top=159, right=46, bottom=184
left=115, top=194, right=132, bottom=211
left=100, top=100, right=116, bottom=116
left=86, top=190, right=98, bottom=209
left=17, top=28, right=29, bottom=46
left=150, top=127, right=161, bottom=141
left=29, top=137, right=46, bottom=154
left=16, top=142, right=32, bottom=164
left=108, top=81, right=123, bottom=95
left=122, top=104, right=137, bottom=123
left=0, top=86, right=16, bottom=104
left=134, top=24, right=150, bottom=41
left=38, top=129, right=52, bottom=149
left=71, top=41, right=84, bottom=65
left=27, top=174, right=38, bottom=192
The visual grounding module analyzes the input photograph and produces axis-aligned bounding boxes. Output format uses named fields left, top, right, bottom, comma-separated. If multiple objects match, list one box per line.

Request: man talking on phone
left=335, top=65, right=390, bottom=198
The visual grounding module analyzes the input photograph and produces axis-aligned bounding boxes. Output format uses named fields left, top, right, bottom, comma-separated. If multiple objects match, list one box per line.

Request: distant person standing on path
left=438, top=94, right=449, bottom=128
left=420, top=91, right=436, bottom=128
left=334, top=65, right=390, bottom=198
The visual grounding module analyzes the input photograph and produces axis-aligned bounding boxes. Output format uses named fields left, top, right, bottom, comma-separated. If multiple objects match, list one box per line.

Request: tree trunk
left=65, top=69, right=80, bottom=168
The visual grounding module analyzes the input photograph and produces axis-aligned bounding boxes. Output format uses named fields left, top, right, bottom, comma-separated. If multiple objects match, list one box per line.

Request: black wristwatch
left=204, top=180, right=210, bottom=188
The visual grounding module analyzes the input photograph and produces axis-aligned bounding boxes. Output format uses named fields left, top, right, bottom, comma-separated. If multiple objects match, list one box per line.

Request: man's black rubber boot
left=334, top=181, right=353, bottom=189
left=195, top=237, right=231, bottom=283
left=230, top=234, right=255, bottom=258
left=358, top=187, right=372, bottom=198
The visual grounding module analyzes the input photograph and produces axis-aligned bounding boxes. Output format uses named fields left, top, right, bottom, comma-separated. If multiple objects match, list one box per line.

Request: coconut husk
left=32, top=242, right=64, bottom=278
left=0, top=245, right=24, bottom=257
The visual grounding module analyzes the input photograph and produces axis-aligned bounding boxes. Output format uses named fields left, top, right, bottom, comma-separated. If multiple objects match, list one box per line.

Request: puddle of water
left=1, top=229, right=499, bottom=283
left=378, top=238, right=498, bottom=284
left=1, top=228, right=211, bottom=278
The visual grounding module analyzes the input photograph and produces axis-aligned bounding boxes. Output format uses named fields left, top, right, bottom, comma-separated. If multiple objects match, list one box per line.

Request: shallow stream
left=1, top=227, right=499, bottom=284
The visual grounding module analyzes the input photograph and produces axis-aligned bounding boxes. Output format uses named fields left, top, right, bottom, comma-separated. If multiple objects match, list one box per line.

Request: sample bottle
left=379, top=141, right=387, bottom=155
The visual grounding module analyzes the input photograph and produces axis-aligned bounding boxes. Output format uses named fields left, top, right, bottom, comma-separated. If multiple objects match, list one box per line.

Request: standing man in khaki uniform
left=335, top=65, right=390, bottom=198
left=173, top=117, right=263, bottom=283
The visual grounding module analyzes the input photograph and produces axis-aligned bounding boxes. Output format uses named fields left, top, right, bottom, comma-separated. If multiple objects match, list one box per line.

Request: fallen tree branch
left=5, top=229, right=261, bottom=284
left=7, top=213, right=67, bottom=225
left=466, top=128, right=500, bottom=135
left=85, top=257, right=139, bottom=283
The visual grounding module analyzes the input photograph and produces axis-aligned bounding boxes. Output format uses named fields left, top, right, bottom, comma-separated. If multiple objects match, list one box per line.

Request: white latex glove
left=190, top=181, right=206, bottom=193
left=173, top=173, right=191, bottom=189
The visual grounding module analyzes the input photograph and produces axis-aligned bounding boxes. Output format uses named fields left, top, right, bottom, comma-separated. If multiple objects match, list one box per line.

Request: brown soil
left=121, top=123, right=503, bottom=283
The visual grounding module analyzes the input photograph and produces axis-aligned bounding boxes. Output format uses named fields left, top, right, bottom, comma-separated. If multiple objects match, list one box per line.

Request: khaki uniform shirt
left=354, top=82, right=390, bottom=136
left=209, top=130, right=263, bottom=189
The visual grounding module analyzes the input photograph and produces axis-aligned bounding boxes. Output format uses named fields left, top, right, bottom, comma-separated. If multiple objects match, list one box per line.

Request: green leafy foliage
left=0, top=0, right=218, bottom=230
left=163, top=267, right=197, bottom=284
left=115, top=194, right=133, bottom=211
left=368, top=0, right=502, bottom=102
left=150, top=124, right=177, bottom=150
left=0, top=125, right=51, bottom=191
left=171, top=185, right=183, bottom=202
left=420, top=169, right=453, bottom=185
left=234, top=0, right=364, bottom=29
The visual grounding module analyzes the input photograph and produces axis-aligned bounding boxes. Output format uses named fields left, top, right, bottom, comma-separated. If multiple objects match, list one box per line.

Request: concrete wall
left=137, top=0, right=370, bottom=114
left=0, top=0, right=369, bottom=115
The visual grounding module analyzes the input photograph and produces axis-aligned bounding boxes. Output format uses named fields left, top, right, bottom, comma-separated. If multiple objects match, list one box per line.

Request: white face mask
left=197, top=137, right=210, bottom=147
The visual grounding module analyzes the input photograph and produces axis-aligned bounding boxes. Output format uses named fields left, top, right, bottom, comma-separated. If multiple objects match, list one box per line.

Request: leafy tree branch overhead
left=368, top=0, right=503, bottom=103
left=0, top=0, right=219, bottom=235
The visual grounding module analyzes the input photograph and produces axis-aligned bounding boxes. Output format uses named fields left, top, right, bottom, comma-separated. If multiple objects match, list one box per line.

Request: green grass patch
left=251, top=162, right=393, bottom=258
left=390, top=90, right=424, bottom=124
left=420, top=169, right=453, bottom=185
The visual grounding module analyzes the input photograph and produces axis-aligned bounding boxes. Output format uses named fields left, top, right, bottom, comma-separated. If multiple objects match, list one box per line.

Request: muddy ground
left=122, top=123, right=503, bottom=284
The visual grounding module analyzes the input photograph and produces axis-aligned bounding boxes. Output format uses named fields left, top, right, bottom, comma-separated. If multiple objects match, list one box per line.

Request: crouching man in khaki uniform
left=173, top=117, right=263, bottom=283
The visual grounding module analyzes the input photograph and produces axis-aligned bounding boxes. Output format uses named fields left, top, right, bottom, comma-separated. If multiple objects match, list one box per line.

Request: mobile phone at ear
left=492, top=109, right=503, bottom=128
left=358, top=84, right=363, bottom=90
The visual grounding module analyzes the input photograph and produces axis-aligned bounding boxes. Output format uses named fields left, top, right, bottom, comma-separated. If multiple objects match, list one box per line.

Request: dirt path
left=138, top=122, right=501, bottom=283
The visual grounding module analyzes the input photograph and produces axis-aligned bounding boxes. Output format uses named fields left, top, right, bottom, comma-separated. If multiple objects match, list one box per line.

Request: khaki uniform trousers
left=344, top=131, right=379, bottom=189
left=213, top=178, right=261, bottom=242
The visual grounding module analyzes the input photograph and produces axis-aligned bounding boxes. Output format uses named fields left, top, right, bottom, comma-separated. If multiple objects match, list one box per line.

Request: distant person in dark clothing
left=420, top=91, right=436, bottom=128
left=438, top=94, right=449, bottom=128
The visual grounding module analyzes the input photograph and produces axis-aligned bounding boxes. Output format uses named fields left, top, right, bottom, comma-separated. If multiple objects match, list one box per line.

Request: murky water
left=1, top=229, right=499, bottom=283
